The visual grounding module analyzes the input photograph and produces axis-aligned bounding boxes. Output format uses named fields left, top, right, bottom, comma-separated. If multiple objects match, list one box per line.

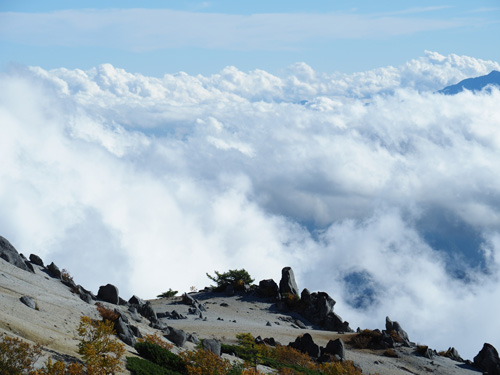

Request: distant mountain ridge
left=439, top=70, right=500, bottom=95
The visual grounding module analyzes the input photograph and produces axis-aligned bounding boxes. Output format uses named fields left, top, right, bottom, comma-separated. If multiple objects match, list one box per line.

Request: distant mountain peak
left=439, top=70, right=500, bottom=95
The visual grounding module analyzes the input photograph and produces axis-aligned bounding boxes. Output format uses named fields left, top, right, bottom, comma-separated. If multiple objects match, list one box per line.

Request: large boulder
left=0, top=236, right=32, bottom=272
left=257, top=279, right=279, bottom=298
left=97, top=284, right=120, bottom=305
left=321, top=338, right=345, bottom=361
left=47, top=262, right=62, bottom=279
left=289, top=333, right=320, bottom=358
left=20, top=296, right=37, bottom=310
left=474, top=343, right=500, bottom=375
left=166, top=327, right=187, bottom=347
left=29, top=254, right=44, bottom=267
left=280, top=267, right=299, bottom=297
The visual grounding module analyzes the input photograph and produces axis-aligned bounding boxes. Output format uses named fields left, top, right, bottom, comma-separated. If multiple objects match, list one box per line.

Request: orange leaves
left=77, top=316, right=125, bottom=375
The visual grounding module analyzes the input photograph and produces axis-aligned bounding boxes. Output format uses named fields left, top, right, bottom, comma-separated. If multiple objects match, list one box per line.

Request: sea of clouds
left=1, top=51, right=500, bottom=358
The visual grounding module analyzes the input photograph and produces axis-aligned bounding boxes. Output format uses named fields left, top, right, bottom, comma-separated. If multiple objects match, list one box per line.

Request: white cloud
left=2, top=53, right=500, bottom=359
left=0, top=9, right=472, bottom=51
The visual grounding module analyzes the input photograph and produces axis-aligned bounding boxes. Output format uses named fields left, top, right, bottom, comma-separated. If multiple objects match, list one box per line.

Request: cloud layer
left=0, top=8, right=470, bottom=51
left=1, top=52, right=500, bottom=359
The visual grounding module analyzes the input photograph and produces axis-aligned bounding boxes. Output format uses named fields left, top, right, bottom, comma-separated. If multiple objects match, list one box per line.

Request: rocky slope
left=1, top=235, right=498, bottom=374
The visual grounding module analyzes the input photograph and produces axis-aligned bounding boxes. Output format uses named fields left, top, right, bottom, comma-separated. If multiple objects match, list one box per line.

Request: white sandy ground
left=0, top=258, right=482, bottom=375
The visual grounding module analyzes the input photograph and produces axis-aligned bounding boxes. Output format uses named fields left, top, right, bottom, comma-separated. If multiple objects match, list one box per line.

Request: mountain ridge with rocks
left=1, top=234, right=498, bottom=374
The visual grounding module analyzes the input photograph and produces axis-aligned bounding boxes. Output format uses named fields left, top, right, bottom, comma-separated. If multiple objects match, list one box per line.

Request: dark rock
left=297, top=289, right=351, bottom=332
left=24, top=261, right=35, bottom=273
left=324, top=312, right=352, bottom=332
left=323, top=338, right=345, bottom=360
left=97, top=284, right=119, bottom=305
left=264, top=337, right=277, bottom=346
left=220, top=302, right=229, bottom=307
left=115, top=317, right=136, bottom=346
left=137, top=302, right=157, bottom=322
left=129, top=295, right=145, bottom=305
left=182, top=293, right=196, bottom=305
left=225, top=284, right=235, bottom=296
left=474, top=343, right=500, bottom=375
left=62, top=277, right=77, bottom=290
left=289, top=333, right=321, bottom=358
left=170, top=310, right=187, bottom=320
left=188, top=306, right=201, bottom=315
left=47, top=262, right=62, bottom=279
left=294, top=319, right=306, bottom=329
left=280, top=267, right=299, bottom=297
left=266, top=321, right=272, bottom=326
left=166, top=327, right=187, bottom=347
left=422, top=348, right=434, bottom=359
left=77, top=285, right=96, bottom=303
left=0, top=236, right=32, bottom=272
left=130, top=325, right=142, bottom=339
left=257, top=279, right=279, bottom=298
left=118, top=297, right=128, bottom=306
left=386, top=317, right=410, bottom=347
left=20, top=296, right=36, bottom=309
left=79, top=292, right=93, bottom=304
left=203, top=339, right=221, bottom=356
left=29, top=254, right=44, bottom=267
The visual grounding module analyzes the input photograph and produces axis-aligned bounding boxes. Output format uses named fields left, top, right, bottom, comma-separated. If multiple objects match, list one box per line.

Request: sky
left=2, top=0, right=500, bottom=362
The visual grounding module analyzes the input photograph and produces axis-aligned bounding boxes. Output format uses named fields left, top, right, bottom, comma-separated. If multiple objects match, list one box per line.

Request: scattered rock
left=187, top=333, right=200, bottom=345
left=474, top=343, right=500, bottom=375
left=203, top=339, right=221, bottom=356
left=266, top=321, right=272, bottom=326
left=289, top=333, right=321, bottom=358
left=29, top=254, right=44, bottom=267
left=166, top=327, right=187, bottom=347
left=0, top=236, right=32, bottom=273
left=97, top=284, right=119, bottom=305
left=279, top=267, right=299, bottom=297
left=220, top=302, right=229, bottom=307
left=20, top=296, right=36, bottom=309
left=47, top=262, right=62, bottom=279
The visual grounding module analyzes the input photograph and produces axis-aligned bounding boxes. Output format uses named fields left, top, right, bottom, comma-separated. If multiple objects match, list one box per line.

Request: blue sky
left=1, top=0, right=499, bottom=75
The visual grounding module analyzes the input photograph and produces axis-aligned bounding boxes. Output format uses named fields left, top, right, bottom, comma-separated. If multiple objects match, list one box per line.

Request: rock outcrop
left=97, top=284, right=120, bottom=305
left=385, top=316, right=411, bottom=347
left=0, top=236, right=32, bottom=273
left=474, top=343, right=500, bottom=375
left=279, top=267, right=299, bottom=297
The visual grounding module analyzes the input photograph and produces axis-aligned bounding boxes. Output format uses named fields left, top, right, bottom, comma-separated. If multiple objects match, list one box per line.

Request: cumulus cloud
left=1, top=52, right=500, bottom=359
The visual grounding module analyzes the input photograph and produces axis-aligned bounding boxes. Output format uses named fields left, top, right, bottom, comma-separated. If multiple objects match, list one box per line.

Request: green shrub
left=206, top=269, right=254, bottom=291
left=157, top=289, right=178, bottom=298
left=134, top=342, right=187, bottom=374
left=126, top=356, right=182, bottom=375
